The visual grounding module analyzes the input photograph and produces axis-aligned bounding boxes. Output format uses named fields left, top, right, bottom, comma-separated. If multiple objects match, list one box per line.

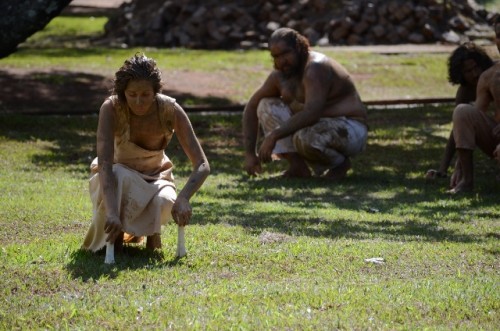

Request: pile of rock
left=100, top=0, right=497, bottom=49
left=330, top=0, right=496, bottom=45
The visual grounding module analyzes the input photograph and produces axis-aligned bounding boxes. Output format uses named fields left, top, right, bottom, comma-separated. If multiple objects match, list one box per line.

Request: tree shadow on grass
left=0, top=69, right=235, bottom=115
left=0, top=69, right=109, bottom=114
left=192, top=195, right=491, bottom=244
left=191, top=145, right=499, bottom=245
left=0, top=70, right=235, bottom=177
left=176, top=106, right=500, bottom=244
left=3, top=104, right=499, bottom=247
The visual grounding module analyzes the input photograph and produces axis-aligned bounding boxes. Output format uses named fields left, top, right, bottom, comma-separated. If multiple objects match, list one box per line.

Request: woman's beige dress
left=83, top=94, right=178, bottom=252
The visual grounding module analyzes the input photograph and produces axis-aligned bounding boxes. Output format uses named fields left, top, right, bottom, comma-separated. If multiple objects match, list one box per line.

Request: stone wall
left=99, top=0, right=497, bottom=49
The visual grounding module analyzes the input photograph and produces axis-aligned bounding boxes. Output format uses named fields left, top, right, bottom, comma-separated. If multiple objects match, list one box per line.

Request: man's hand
left=172, top=196, right=192, bottom=227
left=494, top=144, right=500, bottom=164
left=450, top=159, right=462, bottom=189
left=105, top=215, right=122, bottom=243
left=244, top=153, right=262, bottom=176
left=258, top=133, right=277, bottom=163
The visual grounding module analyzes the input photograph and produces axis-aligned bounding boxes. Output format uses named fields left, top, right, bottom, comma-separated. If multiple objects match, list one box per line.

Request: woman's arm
left=171, top=104, right=210, bottom=226
left=96, top=100, right=122, bottom=242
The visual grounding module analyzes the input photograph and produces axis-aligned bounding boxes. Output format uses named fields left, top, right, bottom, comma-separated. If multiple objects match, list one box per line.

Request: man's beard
left=275, top=55, right=307, bottom=79
left=280, top=66, right=300, bottom=79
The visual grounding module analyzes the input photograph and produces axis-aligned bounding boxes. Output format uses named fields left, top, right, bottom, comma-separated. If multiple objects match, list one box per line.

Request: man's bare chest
left=280, top=77, right=305, bottom=104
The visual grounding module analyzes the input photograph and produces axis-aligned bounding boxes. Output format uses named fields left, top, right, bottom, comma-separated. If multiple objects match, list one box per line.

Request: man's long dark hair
left=269, top=28, right=310, bottom=76
left=448, top=42, right=493, bottom=85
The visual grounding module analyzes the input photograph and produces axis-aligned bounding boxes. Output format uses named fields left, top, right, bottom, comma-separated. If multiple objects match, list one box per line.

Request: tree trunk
left=0, top=0, right=72, bottom=58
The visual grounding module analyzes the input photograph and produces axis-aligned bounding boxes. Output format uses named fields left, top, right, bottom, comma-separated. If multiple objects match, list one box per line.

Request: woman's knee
left=112, top=164, right=131, bottom=182
left=157, top=186, right=177, bottom=206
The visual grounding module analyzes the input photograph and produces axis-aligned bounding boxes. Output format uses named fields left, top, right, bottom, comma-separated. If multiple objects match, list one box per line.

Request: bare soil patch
left=1, top=43, right=476, bottom=114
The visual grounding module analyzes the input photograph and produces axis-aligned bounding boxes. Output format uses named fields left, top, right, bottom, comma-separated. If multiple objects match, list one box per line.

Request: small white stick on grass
left=176, top=226, right=186, bottom=257
left=105, top=242, right=115, bottom=264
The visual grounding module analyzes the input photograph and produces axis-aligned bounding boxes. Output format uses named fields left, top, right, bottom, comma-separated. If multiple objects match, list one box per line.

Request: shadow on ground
left=0, top=69, right=234, bottom=114
left=65, top=247, right=187, bottom=281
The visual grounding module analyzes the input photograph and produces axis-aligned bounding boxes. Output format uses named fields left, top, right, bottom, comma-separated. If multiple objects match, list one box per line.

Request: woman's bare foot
left=146, top=234, right=162, bottom=251
left=123, top=233, right=144, bottom=244
left=324, top=158, right=351, bottom=180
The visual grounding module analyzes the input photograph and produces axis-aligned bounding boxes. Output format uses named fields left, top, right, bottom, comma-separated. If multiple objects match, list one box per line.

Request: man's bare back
left=475, top=62, right=500, bottom=119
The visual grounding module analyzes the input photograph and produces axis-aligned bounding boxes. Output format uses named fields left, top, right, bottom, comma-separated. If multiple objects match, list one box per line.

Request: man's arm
left=242, top=72, right=280, bottom=155
left=475, top=68, right=495, bottom=114
left=257, top=62, right=331, bottom=163
left=477, top=66, right=500, bottom=139
left=490, top=70, right=500, bottom=122
left=242, top=72, right=280, bottom=175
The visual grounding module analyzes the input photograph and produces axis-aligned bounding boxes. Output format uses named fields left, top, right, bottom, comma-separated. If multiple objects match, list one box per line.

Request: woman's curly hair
left=269, top=28, right=310, bottom=74
left=113, top=53, right=163, bottom=103
left=448, top=42, right=493, bottom=85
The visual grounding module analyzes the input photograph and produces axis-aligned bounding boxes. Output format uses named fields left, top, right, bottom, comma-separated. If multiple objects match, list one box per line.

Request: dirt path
left=69, top=0, right=126, bottom=8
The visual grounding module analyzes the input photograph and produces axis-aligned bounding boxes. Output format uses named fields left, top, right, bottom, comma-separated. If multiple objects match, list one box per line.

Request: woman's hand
left=450, top=160, right=462, bottom=189
left=104, top=215, right=122, bottom=243
left=172, top=196, right=192, bottom=227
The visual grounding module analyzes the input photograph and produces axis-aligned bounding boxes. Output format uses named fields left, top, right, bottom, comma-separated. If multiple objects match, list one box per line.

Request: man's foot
left=280, top=152, right=311, bottom=178
left=324, top=158, right=351, bottom=180
left=425, top=169, right=447, bottom=180
left=146, top=234, right=162, bottom=251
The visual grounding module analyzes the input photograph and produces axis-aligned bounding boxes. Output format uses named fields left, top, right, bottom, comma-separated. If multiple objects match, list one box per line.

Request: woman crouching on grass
left=82, top=53, right=210, bottom=254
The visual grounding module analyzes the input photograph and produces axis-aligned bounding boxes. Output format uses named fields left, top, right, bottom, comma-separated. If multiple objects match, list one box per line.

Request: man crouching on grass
left=242, top=28, right=368, bottom=179
left=449, top=16, right=500, bottom=193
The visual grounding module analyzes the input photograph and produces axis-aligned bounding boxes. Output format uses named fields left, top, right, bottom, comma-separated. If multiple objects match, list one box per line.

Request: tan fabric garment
left=452, top=103, right=499, bottom=156
left=82, top=94, right=178, bottom=252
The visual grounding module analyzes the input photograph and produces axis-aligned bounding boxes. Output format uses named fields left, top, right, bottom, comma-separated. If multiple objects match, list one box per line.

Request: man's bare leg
left=280, top=152, right=311, bottom=178
left=449, top=148, right=473, bottom=193
left=324, top=157, right=351, bottom=180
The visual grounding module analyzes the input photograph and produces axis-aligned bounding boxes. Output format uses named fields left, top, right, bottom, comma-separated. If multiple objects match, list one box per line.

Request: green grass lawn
left=0, top=14, right=499, bottom=330
left=0, top=105, right=498, bottom=329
